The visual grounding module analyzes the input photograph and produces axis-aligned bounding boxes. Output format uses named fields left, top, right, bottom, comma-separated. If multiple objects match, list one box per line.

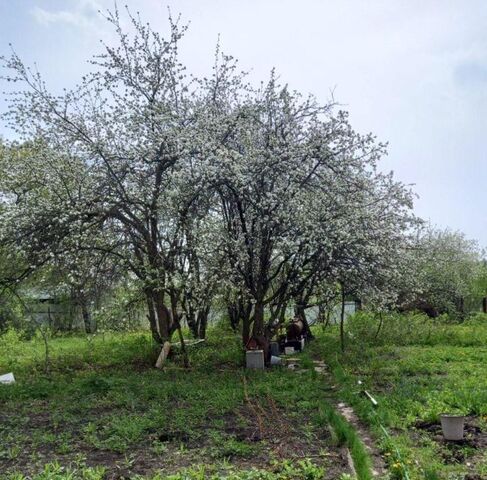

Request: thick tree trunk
left=176, top=322, right=189, bottom=368
left=252, top=300, right=265, bottom=338
left=186, top=307, right=209, bottom=340
left=155, top=341, right=171, bottom=369
left=228, top=296, right=252, bottom=333
left=145, top=289, right=173, bottom=345
left=238, top=299, right=253, bottom=345
left=146, top=294, right=162, bottom=344
left=251, top=300, right=271, bottom=364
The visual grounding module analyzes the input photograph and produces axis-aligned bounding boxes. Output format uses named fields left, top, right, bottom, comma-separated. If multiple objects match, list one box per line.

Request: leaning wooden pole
left=155, top=341, right=171, bottom=369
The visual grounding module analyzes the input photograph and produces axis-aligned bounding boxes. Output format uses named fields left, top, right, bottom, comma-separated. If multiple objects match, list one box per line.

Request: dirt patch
left=414, top=417, right=487, bottom=451
left=414, top=417, right=487, bottom=472
left=0, top=397, right=350, bottom=479
left=222, top=397, right=336, bottom=460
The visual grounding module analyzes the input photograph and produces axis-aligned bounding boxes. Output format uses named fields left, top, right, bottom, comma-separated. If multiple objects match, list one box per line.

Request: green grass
left=310, top=312, right=487, bottom=480
left=0, top=325, right=355, bottom=479
left=2, top=459, right=332, bottom=480
left=316, top=407, right=373, bottom=480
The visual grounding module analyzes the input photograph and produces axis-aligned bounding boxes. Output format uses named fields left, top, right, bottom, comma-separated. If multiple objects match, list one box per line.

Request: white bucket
left=0, top=372, right=15, bottom=384
left=440, top=414, right=465, bottom=441
left=270, top=355, right=282, bottom=365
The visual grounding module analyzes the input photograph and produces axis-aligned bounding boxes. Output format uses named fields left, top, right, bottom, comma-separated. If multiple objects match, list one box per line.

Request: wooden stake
left=155, top=341, right=171, bottom=369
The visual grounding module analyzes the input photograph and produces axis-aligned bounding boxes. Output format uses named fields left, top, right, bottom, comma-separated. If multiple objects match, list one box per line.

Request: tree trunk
left=170, top=290, right=190, bottom=368
left=242, top=315, right=251, bottom=345
left=374, top=312, right=383, bottom=340
left=228, top=296, right=251, bottom=333
left=340, top=283, right=346, bottom=353
left=324, top=307, right=331, bottom=330
left=252, top=300, right=265, bottom=338
left=186, top=306, right=209, bottom=340
left=146, top=291, right=162, bottom=344
left=197, top=307, right=209, bottom=339
left=228, top=301, right=240, bottom=332
left=176, top=322, right=190, bottom=368
left=460, top=297, right=466, bottom=319
left=186, top=309, right=198, bottom=338
left=81, top=301, right=94, bottom=334
left=294, top=303, right=314, bottom=340
left=145, top=289, right=172, bottom=345
left=155, top=341, right=171, bottom=369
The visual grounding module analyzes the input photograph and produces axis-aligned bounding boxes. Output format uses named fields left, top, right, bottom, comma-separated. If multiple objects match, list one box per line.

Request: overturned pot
left=440, top=414, right=465, bottom=441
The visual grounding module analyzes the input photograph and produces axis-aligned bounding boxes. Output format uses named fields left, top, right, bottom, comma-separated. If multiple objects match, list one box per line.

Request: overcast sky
left=1, top=0, right=486, bottom=245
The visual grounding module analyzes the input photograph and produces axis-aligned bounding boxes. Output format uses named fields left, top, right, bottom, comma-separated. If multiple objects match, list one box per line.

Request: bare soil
left=0, top=397, right=351, bottom=479
left=414, top=417, right=487, bottom=474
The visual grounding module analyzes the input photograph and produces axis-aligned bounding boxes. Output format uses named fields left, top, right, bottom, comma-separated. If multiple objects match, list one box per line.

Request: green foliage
left=315, top=316, right=487, bottom=479
left=92, top=284, right=146, bottom=332
left=0, top=330, right=157, bottom=377
left=346, top=311, right=487, bottom=347
left=206, top=432, right=255, bottom=460
left=0, top=327, right=25, bottom=370
left=315, top=407, right=372, bottom=480
left=407, top=228, right=485, bottom=316
left=0, top=325, right=341, bottom=478
left=156, top=459, right=326, bottom=480
left=6, top=461, right=106, bottom=480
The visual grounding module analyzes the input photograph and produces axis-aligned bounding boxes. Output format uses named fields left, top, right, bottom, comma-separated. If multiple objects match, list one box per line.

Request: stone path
left=311, top=360, right=387, bottom=478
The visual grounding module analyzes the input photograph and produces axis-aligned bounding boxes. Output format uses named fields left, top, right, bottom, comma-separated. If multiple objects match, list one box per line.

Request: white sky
left=1, top=0, right=486, bottom=245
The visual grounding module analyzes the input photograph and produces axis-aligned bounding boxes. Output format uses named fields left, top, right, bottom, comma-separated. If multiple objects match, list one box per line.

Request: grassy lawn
left=3, top=314, right=485, bottom=479
left=0, top=326, right=356, bottom=480
left=311, top=314, right=487, bottom=480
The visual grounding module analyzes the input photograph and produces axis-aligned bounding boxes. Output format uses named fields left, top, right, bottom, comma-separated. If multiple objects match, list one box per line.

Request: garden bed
left=0, top=330, right=353, bottom=479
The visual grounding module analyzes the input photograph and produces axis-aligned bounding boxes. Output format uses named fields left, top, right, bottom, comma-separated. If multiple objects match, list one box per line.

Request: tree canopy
left=0, top=8, right=422, bottom=345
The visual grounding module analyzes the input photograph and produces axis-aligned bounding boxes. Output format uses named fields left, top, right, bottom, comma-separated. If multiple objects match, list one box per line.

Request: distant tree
left=403, top=228, right=482, bottom=317
left=469, top=257, right=487, bottom=309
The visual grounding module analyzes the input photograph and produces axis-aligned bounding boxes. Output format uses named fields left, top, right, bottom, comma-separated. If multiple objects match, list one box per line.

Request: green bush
left=345, top=311, right=487, bottom=348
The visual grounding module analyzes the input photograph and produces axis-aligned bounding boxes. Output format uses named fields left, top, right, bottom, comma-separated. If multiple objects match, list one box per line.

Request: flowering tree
left=201, top=70, right=417, bottom=344
left=402, top=228, right=483, bottom=316
left=1, top=7, right=418, bottom=353
left=0, top=9, right=216, bottom=346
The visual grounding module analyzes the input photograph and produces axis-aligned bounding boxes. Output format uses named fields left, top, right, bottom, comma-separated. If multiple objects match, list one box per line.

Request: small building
left=24, top=289, right=77, bottom=331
